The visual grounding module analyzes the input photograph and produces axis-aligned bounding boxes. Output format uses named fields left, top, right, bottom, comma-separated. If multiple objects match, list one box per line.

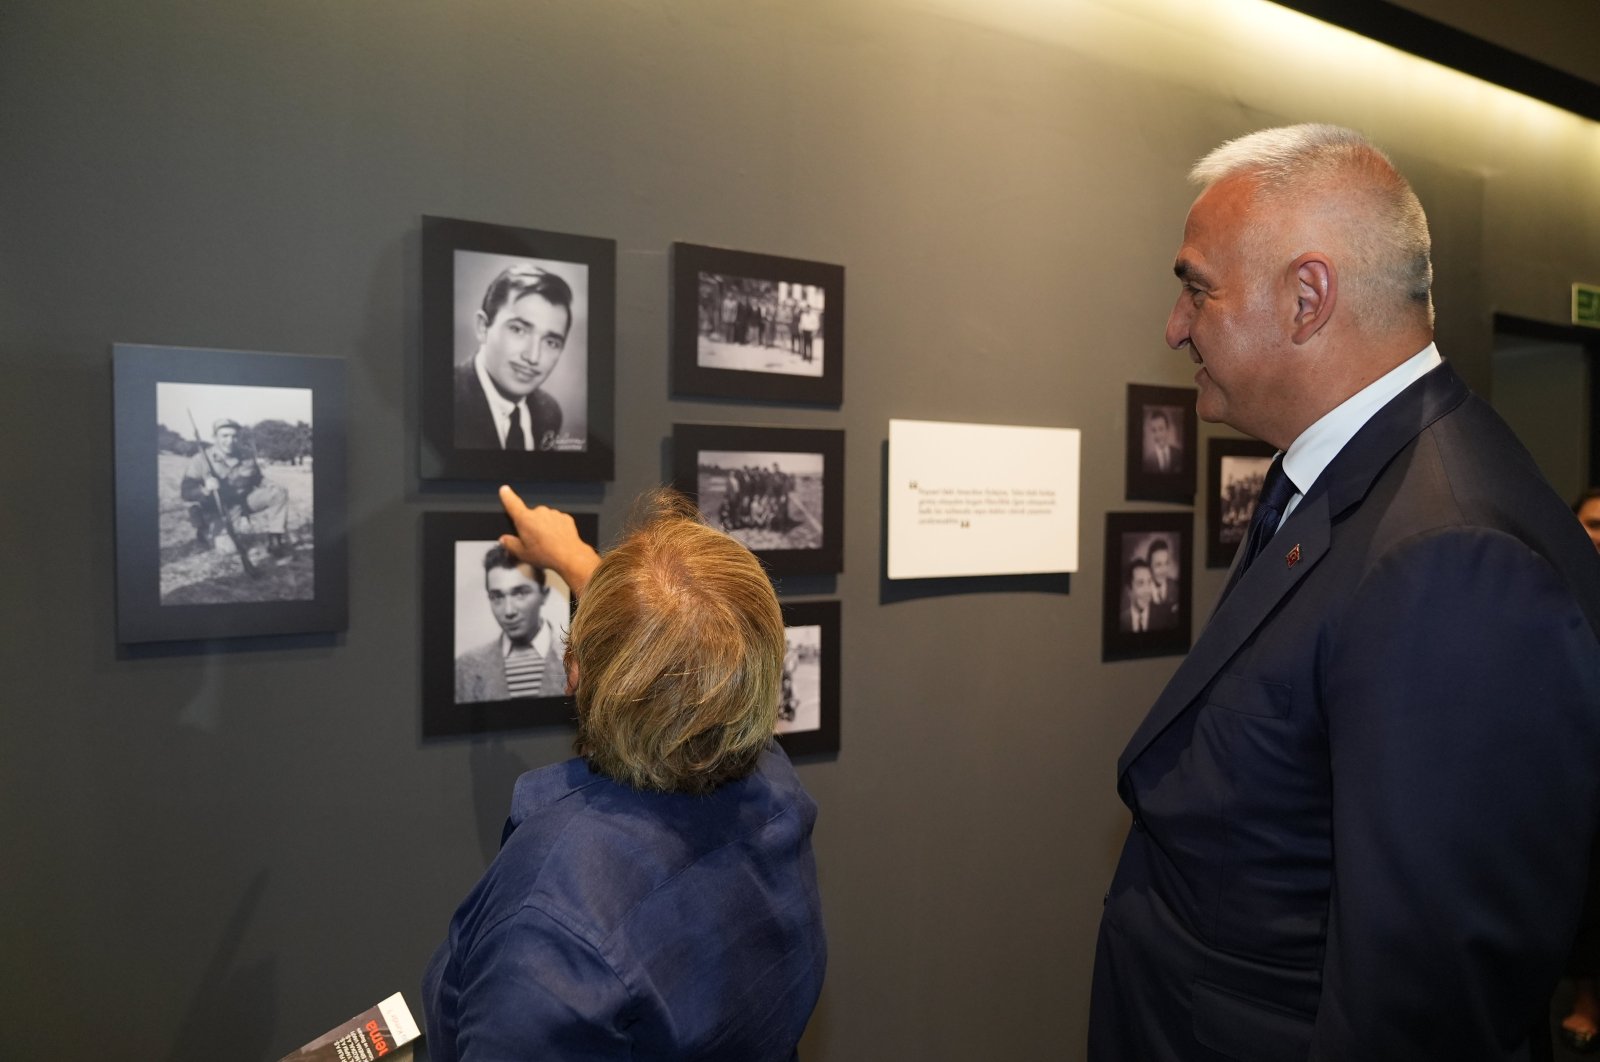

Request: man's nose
left=1165, top=296, right=1191, bottom=350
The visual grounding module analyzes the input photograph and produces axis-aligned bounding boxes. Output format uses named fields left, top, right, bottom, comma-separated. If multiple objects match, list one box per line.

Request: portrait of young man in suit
left=1089, top=125, right=1600, bottom=1061
left=1144, top=537, right=1179, bottom=631
left=1141, top=407, right=1184, bottom=474
left=454, top=264, right=575, bottom=452
left=1119, top=556, right=1157, bottom=634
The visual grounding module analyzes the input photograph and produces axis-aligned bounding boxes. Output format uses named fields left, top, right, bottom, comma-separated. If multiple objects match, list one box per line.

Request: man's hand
left=498, top=485, right=601, bottom=597
left=204, top=476, right=220, bottom=494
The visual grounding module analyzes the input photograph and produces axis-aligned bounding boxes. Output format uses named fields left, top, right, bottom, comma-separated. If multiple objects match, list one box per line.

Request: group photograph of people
left=696, top=449, right=826, bottom=551
left=696, top=273, right=826, bottom=377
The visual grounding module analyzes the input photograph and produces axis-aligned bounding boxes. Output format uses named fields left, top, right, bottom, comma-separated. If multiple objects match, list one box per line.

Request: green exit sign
left=1576, top=282, right=1600, bottom=328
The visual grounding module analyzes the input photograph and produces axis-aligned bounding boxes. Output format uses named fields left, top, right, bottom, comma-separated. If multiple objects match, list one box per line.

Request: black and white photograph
left=421, top=216, right=615, bottom=482
left=671, top=243, right=844, bottom=405
left=422, top=511, right=599, bottom=738
left=1207, top=437, right=1278, bottom=567
left=698, top=275, right=827, bottom=377
left=156, top=382, right=314, bottom=605
left=113, top=345, right=347, bottom=643
left=699, top=451, right=824, bottom=551
left=1126, top=384, right=1198, bottom=503
left=774, top=600, right=840, bottom=757
left=673, top=424, right=845, bottom=577
left=1102, top=512, right=1193, bottom=661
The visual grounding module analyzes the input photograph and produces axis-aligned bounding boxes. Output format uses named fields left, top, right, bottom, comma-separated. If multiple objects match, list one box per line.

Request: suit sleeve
left=1311, top=528, right=1600, bottom=1058
left=454, top=906, right=633, bottom=1061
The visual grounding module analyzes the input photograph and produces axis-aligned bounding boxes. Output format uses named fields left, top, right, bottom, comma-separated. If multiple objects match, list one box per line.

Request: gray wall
left=3, top=2, right=1596, bottom=1058
left=1492, top=337, right=1593, bottom=499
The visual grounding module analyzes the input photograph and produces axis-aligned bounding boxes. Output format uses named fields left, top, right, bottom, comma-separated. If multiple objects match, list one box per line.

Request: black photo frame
left=1206, top=437, right=1278, bottom=568
left=1126, top=384, right=1198, bottom=503
left=1102, top=511, right=1193, bottom=662
left=670, top=242, right=844, bottom=405
left=421, top=215, right=615, bottom=482
left=112, top=344, right=348, bottom=644
left=422, top=510, right=600, bottom=738
left=775, top=600, right=841, bottom=757
left=672, top=423, right=845, bottom=577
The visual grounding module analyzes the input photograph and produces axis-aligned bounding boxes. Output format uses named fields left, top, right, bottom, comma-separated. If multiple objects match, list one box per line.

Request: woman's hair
left=569, top=488, right=785, bottom=794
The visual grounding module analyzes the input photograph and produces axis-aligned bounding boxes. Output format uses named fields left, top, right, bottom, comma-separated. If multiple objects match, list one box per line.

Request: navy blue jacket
left=423, top=745, right=825, bottom=1061
left=1091, top=364, right=1600, bottom=1060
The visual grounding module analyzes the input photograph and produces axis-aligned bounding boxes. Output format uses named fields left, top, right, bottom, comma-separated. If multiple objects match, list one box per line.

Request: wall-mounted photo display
left=1206, top=437, right=1278, bottom=568
left=672, top=424, right=845, bottom=577
left=1125, top=384, right=1198, bottom=503
left=421, top=215, right=615, bottom=482
left=776, top=600, right=841, bottom=757
left=672, top=422, right=844, bottom=575
left=112, top=344, right=347, bottom=643
left=421, top=511, right=599, bottom=738
left=1102, top=511, right=1193, bottom=662
left=670, top=242, right=844, bottom=405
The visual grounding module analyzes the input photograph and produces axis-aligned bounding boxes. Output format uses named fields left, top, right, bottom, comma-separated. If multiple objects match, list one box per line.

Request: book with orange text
left=277, top=992, right=421, bottom=1061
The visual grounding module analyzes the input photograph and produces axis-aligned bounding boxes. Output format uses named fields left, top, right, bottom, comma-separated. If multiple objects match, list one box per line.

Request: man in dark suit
left=454, top=264, right=573, bottom=451
left=1090, top=124, right=1600, bottom=1060
left=1120, top=557, right=1157, bottom=634
left=1143, top=409, right=1183, bottom=474
left=1145, top=537, right=1179, bottom=631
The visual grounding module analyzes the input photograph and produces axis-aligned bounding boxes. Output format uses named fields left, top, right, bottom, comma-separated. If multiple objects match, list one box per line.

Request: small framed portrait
left=1207, top=438, right=1278, bottom=567
left=1126, top=384, right=1197, bottom=503
left=421, top=511, right=600, bottom=738
left=670, top=242, right=844, bottom=405
left=672, top=424, right=845, bottom=577
left=1102, top=512, right=1193, bottom=662
left=775, top=600, right=841, bottom=757
left=112, top=344, right=347, bottom=644
left=421, top=215, right=615, bottom=482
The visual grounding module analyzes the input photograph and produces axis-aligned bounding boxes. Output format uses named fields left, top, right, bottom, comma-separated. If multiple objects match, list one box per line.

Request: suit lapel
left=1116, top=362, right=1471, bottom=781
left=1117, top=495, right=1330, bottom=777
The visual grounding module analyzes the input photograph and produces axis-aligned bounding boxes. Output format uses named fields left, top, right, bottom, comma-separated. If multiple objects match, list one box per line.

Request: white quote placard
left=887, top=418, right=1080, bottom=579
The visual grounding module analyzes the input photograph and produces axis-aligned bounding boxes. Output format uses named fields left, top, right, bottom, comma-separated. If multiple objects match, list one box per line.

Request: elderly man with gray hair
left=1091, top=125, right=1600, bottom=1060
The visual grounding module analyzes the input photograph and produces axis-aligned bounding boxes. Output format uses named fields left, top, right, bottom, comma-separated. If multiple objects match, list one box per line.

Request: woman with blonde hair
left=422, top=486, right=826, bottom=1061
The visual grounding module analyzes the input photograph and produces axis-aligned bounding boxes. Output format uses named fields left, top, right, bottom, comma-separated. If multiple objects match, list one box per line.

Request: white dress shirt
left=1273, top=343, right=1443, bottom=531
left=473, top=352, right=532, bottom=449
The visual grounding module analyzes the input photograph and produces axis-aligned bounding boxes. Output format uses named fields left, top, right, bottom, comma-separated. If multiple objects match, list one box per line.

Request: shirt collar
left=499, top=618, right=551, bottom=659
left=1281, top=342, right=1442, bottom=499
left=472, top=352, right=528, bottom=446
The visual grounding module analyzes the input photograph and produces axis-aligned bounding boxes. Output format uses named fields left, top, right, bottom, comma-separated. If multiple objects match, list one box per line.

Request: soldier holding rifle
left=179, top=417, right=291, bottom=560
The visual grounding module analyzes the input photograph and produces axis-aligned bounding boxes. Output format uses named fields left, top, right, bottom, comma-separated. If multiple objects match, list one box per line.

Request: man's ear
left=1290, top=254, right=1335, bottom=345
left=474, top=309, right=490, bottom=343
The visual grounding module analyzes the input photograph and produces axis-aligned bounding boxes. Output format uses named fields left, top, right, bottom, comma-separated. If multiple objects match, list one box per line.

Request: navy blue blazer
left=422, top=744, right=825, bottom=1062
left=1091, top=363, right=1600, bottom=1061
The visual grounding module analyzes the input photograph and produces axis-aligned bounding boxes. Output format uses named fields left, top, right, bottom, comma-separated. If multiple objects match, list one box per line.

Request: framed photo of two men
left=1125, top=383, right=1198, bottom=503
left=670, top=242, right=844, bottom=406
left=420, top=215, right=616, bottom=482
left=421, top=511, right=600, bottom=738
left=111, top=344, right=348, bottom=644
left=1102, top=511, right=1193, bottom=662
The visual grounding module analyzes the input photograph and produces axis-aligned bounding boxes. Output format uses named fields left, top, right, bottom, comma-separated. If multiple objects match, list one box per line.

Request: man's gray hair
left=1191, top=124, right=1434, bottom=328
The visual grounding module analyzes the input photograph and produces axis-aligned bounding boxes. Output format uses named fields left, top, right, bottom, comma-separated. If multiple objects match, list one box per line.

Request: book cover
left=278, top=991, right=421, bottom=1061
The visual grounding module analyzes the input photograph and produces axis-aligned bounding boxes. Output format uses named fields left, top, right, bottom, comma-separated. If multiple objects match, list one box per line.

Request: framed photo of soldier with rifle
left=112, top=344, right=348, bottom=643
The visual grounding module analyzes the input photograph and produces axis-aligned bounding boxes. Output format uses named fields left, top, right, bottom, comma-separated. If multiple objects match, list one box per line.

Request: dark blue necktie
left=1239, top=453, right=1296, bottom=571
